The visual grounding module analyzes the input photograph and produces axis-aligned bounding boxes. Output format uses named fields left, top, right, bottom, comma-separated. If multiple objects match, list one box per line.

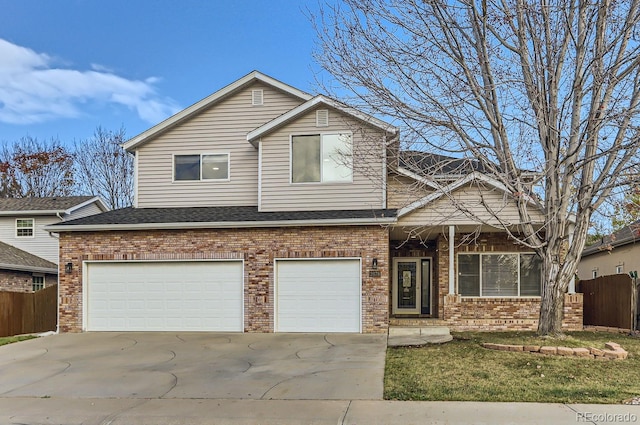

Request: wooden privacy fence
left=577, top=275, right=636, bottom=330
left=0, top=285, right=57, bottom=337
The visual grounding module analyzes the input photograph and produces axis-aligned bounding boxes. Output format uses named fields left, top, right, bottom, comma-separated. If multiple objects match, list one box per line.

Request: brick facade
left=390, top=232, right=583, bottom=331
left=0, top=270, right=57, bottom=293
left=58, top=225, right=389, bottom=333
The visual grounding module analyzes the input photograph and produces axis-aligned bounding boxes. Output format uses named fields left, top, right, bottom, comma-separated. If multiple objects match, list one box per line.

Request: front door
left=392, top=258, right=431, bottom=315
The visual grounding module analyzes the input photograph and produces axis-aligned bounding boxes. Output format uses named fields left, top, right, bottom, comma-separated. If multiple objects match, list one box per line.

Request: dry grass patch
left=385, top=331, right=640, bottom=404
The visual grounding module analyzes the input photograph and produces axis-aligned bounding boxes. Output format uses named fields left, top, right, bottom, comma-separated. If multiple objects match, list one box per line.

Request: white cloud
left=0, top=39, right=180, bottom=125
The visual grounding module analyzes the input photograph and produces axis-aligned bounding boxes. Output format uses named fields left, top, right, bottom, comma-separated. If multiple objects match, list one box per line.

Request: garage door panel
left=276, top=259, right=361, bottom=333
left=86, top=261, right=243, bottom=332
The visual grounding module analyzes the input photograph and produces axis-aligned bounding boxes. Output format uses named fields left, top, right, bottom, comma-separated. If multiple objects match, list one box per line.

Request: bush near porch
left=384, top=331, right=640, bottom=404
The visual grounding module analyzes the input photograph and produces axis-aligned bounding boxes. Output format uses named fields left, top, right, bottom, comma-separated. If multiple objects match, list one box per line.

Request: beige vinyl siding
left=0, top=216, right=60, bottom=264
left=577, top=244, right=640, bottom=280
left=387, top=174, right=433, bottom=209
left=260, top=108, right=385, bottom=211
left=136, top=83, right=305, bottom=208
left=398, top=184, right=545, bottom=227
left=66, top=202, right=104, bottom=220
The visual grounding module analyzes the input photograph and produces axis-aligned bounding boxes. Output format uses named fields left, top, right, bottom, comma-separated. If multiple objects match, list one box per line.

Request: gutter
left=45, top=217, right=398, bottom=232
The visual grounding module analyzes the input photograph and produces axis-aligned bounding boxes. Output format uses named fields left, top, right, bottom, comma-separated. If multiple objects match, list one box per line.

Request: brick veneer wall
left=0, top=270, right=57, bottom=293
left=435, top=232, right=583, bottom=331
left=58, top=225, right=389, bottom=333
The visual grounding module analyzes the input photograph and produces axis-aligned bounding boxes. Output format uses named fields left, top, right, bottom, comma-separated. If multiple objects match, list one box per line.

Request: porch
left=388, top=226, right=583, bottom=332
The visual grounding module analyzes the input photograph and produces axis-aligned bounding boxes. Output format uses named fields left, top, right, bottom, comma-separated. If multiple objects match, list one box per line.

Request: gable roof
left=123, top=70, right=313, bottom=152
left=46, top=206, right=397, bottom=232
left=582, top=220, right=640, bottom=257
left=246, top=95, right=398, bottom=146
left=0, top=241, right=57, bottom=274
left=0, top=196, right=107, bottom=216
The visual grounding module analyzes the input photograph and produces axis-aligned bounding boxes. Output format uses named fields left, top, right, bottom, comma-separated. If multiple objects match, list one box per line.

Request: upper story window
left=458, top=253, right=542, bottom=297
left=16, top=218, right=34, bottom=238
left=616, top=264, right=624, bottom=274
left=174, top=154, right=229, bottom=181
left=291, top=133, right=352, bottom=183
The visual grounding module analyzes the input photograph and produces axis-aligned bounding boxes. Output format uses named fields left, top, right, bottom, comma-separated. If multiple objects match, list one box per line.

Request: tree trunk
left=537, top=250, right=573, bottom=335
left=537, top=280, right=565, bottom=335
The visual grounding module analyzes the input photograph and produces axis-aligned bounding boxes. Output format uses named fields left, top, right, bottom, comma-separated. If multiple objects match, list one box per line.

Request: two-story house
left=49, top=71, right=582, bottom=333
left=0, top=197, right=108, bottom=292
left=577, top=220, right=640, bottom=280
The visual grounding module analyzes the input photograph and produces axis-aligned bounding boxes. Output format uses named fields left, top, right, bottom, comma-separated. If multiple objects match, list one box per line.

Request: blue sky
left=0, top=1, right=325, bottom=145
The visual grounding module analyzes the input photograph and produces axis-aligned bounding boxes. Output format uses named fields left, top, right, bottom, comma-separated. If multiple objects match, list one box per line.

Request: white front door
left=392, top=258, right=431, bottom=315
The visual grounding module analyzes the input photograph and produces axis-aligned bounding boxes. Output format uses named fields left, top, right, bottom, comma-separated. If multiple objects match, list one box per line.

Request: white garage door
left=85, top=261, right=243, bottom=331
left=276, top=259, right=361, bottom=333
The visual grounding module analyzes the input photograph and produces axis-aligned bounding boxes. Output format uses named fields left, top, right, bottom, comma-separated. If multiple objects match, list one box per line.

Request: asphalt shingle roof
left=47, top=206, right=397, bottom=227
left=582, top=220, right=640, bottom=257
left=399, top=151, right=493, bottom=175
left=0, top=241, right=57, bottom=273
left=0, top=196, right=95, bottom=212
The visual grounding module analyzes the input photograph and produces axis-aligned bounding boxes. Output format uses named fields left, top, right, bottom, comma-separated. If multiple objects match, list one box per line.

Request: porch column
left=449, top=225, right=455, bottom=294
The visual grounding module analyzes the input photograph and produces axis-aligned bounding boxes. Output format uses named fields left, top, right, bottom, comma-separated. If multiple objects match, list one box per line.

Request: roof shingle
left=0, top=241, right=57, bottom=273
left=0, top=196, right=96, bottom=212
left=47, top=206, right=397, bottom=228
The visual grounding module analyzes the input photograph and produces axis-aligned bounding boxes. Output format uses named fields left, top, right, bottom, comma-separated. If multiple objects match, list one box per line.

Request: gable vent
left=316, top=109, right=329, bottom=127
left=252, top=89, right=264, bottom=106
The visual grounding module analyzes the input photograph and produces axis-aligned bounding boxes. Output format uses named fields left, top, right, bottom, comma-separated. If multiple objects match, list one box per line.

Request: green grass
left=385, top=331, right=640, bottom=404
left=0, top=335, right=36, bottom=347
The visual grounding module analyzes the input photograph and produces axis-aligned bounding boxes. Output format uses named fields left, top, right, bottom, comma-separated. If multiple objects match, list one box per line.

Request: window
left=592, top=270, right=598, bottom=278
left=32, top=275, right=44, bottom=291
left=174, top=154, right=229, bottom=181
left=291, top=133, right=352, bottom=183
left=458, top=253, right=542, bottom=297
left=616, top=264, right=624, bottom=274
left=16, top=218, right=34, bottom=237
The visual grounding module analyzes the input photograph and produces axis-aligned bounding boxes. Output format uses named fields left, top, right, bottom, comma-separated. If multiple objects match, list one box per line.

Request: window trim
left=172, top=153, right=231, bottom=182
left=289, top=132, right=353, bottom=185
left=457, top=252, right=542, bottom=298
left=16, top=218, right=35, bottom=238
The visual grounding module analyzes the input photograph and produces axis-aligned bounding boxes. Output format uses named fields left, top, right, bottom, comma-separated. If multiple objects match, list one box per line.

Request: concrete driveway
left=0, top=332, right=387, bottom=400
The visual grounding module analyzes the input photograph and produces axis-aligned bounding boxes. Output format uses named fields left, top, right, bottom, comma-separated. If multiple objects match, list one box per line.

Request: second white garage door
left=275, top=259, right=361, bottom=333
left=85, top=261, right=243, bottom=332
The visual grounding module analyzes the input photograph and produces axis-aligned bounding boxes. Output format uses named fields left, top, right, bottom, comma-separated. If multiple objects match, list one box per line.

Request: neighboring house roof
left=246, top=95, right=398, bottom=146
left=0, top=241, right=58, bottom=274
left=582, top=220, right=640, bottom=257
left=123, top=70, right=313, bottom=152
left=46, top=206, right=397, bottom=232
left=399, top=151, right=492, bottom=176
left=0, top=196, right=108, bottom=216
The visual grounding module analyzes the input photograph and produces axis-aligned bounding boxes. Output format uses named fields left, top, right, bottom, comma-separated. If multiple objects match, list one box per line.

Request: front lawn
left=385, top=331, right=640, bottom=404
left=0, top=335, right=36, bottom=347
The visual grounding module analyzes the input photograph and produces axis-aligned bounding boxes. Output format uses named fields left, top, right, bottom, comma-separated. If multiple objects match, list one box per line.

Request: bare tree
left=313, top=0, right=640, bottom=334
left=0, top=137, right=75, bottom=197
left=74, top=127, right=134, bottom=209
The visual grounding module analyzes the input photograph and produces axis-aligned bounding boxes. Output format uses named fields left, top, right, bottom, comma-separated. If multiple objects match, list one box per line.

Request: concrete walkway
left=1, top=398, right=638, bottom=424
